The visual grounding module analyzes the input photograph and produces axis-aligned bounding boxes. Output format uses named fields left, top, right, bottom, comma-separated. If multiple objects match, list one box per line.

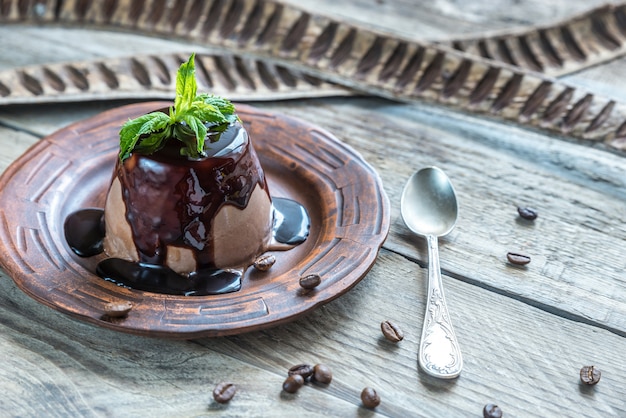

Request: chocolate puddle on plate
left=64, top=197, right=310, bottom=296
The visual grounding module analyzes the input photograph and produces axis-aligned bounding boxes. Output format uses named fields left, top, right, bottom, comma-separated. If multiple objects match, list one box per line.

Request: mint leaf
left=119, top=112, right=170, bottom=160
left=174, top=53, right=197, bottom=114
left=190, top=103, right=227, bottom=126
left=197, top=94, right=235, bottom=114
left=181, top=114, right=208, bottom=157
left=118, top=53, right=239, bottom=161
left=134, top=129, right=170, bottom=154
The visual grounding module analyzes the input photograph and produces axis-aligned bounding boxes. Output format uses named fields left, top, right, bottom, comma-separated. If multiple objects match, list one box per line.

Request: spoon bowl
left=401, top=166, right=463, bottom=379
left=401, top=167, right=458, bottom=237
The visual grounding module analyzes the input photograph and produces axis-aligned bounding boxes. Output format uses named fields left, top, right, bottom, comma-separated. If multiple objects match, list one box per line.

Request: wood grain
left=1, top=250, right=625, bottom=416
left=5, top=98, right=625, bottom=338
left=2, top=95, right=626, bottom=412
left=1, top=1, right=626, bottom=416
left=264, top=98, right=626, bottom=335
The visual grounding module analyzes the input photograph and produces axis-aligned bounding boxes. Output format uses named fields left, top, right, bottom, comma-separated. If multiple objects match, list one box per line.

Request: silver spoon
left=401, top=166, right=463, bottom=379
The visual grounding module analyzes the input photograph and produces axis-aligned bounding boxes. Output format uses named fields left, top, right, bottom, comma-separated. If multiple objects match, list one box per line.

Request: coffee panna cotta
left=64, top=54, right=310, bottom=296
left=103, top=117, right=273, bottom=274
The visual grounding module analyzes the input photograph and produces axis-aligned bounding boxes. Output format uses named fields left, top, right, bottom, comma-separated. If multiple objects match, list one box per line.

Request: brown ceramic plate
left=0, top=102, right=390, bottom=338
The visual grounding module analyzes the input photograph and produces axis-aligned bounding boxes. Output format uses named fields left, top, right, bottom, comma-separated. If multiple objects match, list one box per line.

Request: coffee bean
left=254, top=254, right=276, bottom=271
left=213, top=382, right=236, bottom=404
left=360, top=387, right=380, bottom=409
left=282, top=374, right=304, bottom=393
left=517, top=206, right=538, bottom=221
left=381, top=320, right=404, bottom=342
left=299, top=274, right=321, bottom=290
left=507, top=252, right=531, bottom=265
left=288, top=364, right=314, bottom=381
left=483, top=403, right=502, bottom=418
left=312, top=364, right=333, bottom=384
left=580, top=365, right=601, bottom=385
left=104, top=301, right=133, bottom=318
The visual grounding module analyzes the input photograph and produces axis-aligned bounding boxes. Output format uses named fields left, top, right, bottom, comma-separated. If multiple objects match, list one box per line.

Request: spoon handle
left=418, top=234, right=463, bottom=379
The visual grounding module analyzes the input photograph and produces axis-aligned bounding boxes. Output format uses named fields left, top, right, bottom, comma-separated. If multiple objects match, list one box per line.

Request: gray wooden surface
left=1, top=1, right=626, bottom=417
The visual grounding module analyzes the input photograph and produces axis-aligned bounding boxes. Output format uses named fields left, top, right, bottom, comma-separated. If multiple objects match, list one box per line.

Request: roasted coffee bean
left=360, top=387, right=380, bottom=409
left=507, top=252, right=531, bottom=265
left=483, top=403, right=503, bottom=418
left=104, top=301, right=133, bottom=318
left=381, top=320, right=404, bottom=342
left=517, top=206, right=538, bottom=221
left=299, top=274, right=321, bottom=290
left=213, top=382, right=236, bottom=404
left=253, top=254, right=276, bottom=271
left=282, top=374, right=304, bottom=393
left=288, top=364, right=314, bottom=381
left=580, top=365, right=601, bottom=385
left=312, top=364, right=333, bottom=384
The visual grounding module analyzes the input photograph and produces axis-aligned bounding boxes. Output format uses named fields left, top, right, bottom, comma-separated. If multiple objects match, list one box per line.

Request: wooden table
left=1, top=1, right=625, bottom=416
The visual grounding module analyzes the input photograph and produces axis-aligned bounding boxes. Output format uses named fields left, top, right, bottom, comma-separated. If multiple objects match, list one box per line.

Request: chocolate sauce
left=96, top=258, right=242, bottom=296
left=272, top=198, right=310, bottom=246
left=64, top=197, right=310, bottom=296
left=63, top=208, right=105, bottom=257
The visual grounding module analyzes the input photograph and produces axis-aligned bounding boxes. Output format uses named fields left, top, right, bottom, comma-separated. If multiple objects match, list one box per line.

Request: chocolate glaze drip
left=63, top=208, right=105, bottom=257
left=117, top=121, right=267, bottom=268
left=272, top=198, right=309, bottom=246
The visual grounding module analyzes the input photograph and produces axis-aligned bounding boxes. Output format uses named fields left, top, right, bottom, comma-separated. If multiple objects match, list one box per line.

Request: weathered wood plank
left=0, top=128, right=38, bottom=172
left=562, top=56, right=626, bottom=102
left=256, top=98, right=626, bottom=336
left=4, top=95, right=625, bottom=336
left=1, top=250, right=624, bottom=416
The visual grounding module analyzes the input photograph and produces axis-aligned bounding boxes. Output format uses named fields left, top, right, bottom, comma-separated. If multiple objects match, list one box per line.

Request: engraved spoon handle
left=418, top=234, right=463, bottom=379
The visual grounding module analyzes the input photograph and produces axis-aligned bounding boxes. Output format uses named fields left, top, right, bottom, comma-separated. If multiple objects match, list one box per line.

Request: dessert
left=64, top=54, right=309, bottom=295
left=103, top=108, right=272, bottom=274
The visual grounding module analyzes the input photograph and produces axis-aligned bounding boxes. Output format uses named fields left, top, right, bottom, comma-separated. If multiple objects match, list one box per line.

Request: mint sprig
left=118, top=53, right=239, bottom=161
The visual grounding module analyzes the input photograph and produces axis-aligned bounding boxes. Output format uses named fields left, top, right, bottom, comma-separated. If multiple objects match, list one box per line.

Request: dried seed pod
left=254, top=254, right=276, bottom=271
left=104, top=301, right=133, bottom=318
left=507, top=252, right=531, bottom=265
left=381, top=320, right=404, bottom=342
left=580, top=365, right=601, bottom=385
left=299, top=273, right=321, bottom=290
